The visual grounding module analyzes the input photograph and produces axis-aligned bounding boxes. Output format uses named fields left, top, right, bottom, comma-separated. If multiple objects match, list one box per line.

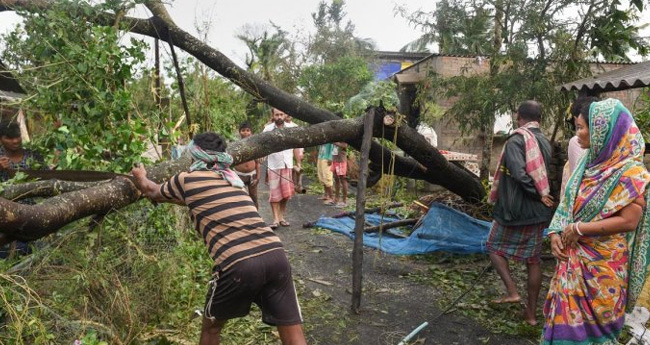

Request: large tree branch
left=1, top=115, right=483, bottom=241
left=1, top=0, right=484, bottom=198
left=2, top=180, right=102, bottom=201
left=0, top=1, right=486, bottom=239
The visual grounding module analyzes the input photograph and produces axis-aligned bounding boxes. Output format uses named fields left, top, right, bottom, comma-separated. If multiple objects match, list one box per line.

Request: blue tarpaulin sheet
left=313, top=203, right=493, bottom=255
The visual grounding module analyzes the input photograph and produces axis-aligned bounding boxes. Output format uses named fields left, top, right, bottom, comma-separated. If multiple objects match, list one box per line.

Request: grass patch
left=404, top=253, right=547, bottom=339
left=0, top=202, right=348, bottom=345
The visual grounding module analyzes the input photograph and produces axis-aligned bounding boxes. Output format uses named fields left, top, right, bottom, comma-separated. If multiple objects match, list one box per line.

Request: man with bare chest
left=233, top=122, right=261, bottom=209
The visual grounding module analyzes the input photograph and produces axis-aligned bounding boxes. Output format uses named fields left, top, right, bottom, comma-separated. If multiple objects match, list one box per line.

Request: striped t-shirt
left=160, top=170, right=283, bottom=271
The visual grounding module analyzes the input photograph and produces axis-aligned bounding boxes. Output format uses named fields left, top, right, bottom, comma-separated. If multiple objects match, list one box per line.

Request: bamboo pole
left=351, top=109, right=374, bottom=313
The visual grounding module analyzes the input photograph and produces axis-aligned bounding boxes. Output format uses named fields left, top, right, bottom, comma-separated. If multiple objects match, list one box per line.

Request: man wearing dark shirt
left=130, top=132, right=306, bottom=345
left=486, top=101, right=554, bottom=326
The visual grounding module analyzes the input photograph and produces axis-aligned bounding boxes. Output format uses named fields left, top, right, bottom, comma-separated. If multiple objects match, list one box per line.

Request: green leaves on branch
left=299, top=56, right=373, bottom=113
left=590, top=2, right=649, bottom=61
left=3, top=1, right=151, bottom=172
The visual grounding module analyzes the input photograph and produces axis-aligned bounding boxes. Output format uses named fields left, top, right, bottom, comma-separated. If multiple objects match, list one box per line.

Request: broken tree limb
left=363, top=219, right=418, bottom=233
left=0, top=1, right=486, bottom=240
left=1, top=180, right=104, bottom=201
left=307, top=278, right=333, bottom=286
left=370, top=114, right=483, bottom=201
left=0, top=0, right=485, bottom=202
left=0, top=119, right=385, bottom=240
left=0, top=178, right=139, bottom=241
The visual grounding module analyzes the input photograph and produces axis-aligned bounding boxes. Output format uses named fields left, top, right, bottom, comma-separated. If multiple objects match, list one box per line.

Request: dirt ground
left=256, top=178, right=540, bottom=345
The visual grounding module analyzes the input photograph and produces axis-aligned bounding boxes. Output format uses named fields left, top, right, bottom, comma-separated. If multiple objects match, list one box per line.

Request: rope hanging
left=376, top=108, right=404, bottom=238
left=167, top=31, right=193, bottom=134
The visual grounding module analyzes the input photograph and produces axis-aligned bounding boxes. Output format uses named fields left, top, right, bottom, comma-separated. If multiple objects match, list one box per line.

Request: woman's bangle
left=574, top=221, right=584, bottom=236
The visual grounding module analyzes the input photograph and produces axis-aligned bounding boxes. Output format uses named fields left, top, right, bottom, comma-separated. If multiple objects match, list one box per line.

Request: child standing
left=330, top=142, right=348, bottom=208
left=317, top=143, right=334, bottom=204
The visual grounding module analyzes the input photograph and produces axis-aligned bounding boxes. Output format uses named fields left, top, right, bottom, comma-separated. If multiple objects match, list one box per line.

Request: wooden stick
left=351, top=109, right=374, bottom=314
left=307, top=277, right=333, bottom=286
left=364, top=218, right=418, bottom=233
left=167, top=31, right=193, bottom=133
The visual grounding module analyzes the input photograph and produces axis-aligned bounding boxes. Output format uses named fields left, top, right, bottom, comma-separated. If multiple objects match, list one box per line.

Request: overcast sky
left=1, top=0, right=647, bottom=66
left=0, top=0, right=432, bottom=67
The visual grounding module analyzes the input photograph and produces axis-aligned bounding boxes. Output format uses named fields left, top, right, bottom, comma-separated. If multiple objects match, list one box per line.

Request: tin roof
left=559, top=60, right=650, bottom=92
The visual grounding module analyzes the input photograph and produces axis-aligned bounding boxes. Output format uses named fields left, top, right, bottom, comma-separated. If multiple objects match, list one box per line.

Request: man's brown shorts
left=203, top=249, right=302, bottom=326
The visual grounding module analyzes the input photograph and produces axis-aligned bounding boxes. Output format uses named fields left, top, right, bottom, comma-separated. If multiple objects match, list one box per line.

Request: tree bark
left=2, top=180, right=103, bottom=201
left=0, top=0, right=487, bottom=240
left=0, top=0, right=484, bottom=200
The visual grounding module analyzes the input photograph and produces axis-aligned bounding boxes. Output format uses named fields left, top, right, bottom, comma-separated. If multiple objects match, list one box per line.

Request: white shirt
left=263, top=122, right=294, bottom=170
left=417, top=124, right=438, bottom=148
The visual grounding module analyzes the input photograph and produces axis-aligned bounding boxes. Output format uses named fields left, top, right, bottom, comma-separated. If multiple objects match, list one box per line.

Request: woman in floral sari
left=542, top=98, right=650, bottom=345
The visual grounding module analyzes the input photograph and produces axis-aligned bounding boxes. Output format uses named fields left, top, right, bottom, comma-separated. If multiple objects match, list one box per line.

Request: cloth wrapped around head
left=187, top=140, right=244, bottom=188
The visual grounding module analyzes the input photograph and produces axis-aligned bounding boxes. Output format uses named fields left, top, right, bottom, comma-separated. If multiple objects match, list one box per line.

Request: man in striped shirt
left=130, top=132, right=306, bottom=345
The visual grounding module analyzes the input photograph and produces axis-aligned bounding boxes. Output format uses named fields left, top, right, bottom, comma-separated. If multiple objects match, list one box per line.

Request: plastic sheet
left=313, top=203, right=492, bottom=255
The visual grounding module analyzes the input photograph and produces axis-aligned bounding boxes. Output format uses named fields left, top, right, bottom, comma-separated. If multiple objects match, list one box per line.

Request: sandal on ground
left=325, top=200, right=336, bottom=206
left=279, top=220, right=291, bottom=227
left=269, top=222, right=279, bottom=229
left=335, top=202, right=347, bottom=208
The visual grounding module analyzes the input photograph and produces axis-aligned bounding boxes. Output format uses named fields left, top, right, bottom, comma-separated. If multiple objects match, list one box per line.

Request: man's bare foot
left=492, top=295, right=522, bottom=304
left=524, top=318, right=538, bottom=326
left=521, top=310, right=537, bottom=326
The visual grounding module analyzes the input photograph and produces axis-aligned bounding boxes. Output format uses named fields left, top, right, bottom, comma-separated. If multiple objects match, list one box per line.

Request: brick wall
left=400, top=55, right=640, bottom=176
left=602, top=89, right=644, bottom=111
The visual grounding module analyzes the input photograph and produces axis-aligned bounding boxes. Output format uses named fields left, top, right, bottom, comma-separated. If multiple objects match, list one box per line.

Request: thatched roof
left=559, top=60, right=650, bottom=93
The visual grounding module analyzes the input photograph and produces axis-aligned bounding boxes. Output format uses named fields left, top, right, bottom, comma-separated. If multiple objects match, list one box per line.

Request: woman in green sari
left=542, top=98, right=650, bottom=344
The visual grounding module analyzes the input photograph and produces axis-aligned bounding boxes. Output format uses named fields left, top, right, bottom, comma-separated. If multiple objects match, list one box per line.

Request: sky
left=2, top=1, right=649, bottom=66
left=0, top=0, right=433, bottom=67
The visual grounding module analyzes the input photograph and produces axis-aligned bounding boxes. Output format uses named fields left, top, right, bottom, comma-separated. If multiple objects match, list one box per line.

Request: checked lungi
left=268, top=168, right=294, bottom=202
left=486, top=221, right=546, bottom=264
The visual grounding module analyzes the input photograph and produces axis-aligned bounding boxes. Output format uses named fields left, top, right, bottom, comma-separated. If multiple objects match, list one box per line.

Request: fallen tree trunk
left=0, top=1, right=484, bottom=200
left=0, top=1, right=486, bottom=241
left=0, top=115, right=482, bottom=241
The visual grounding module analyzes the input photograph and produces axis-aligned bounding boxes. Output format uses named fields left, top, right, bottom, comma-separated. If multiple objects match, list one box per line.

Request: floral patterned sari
left=541, top=99, right=650, bottom=345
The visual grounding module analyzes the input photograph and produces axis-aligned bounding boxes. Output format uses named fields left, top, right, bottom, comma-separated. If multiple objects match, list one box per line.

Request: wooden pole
left=351, top=108, right=374, bottom=313
left=167, top=32, right=193, bottom=134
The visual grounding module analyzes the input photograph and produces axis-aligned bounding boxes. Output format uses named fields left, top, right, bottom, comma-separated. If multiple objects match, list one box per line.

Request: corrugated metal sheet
left=559, top=60, right=650, bottom=92
left=394, top=73, right=423, bottom=84
left=373, top=51, right=431, bottom=60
